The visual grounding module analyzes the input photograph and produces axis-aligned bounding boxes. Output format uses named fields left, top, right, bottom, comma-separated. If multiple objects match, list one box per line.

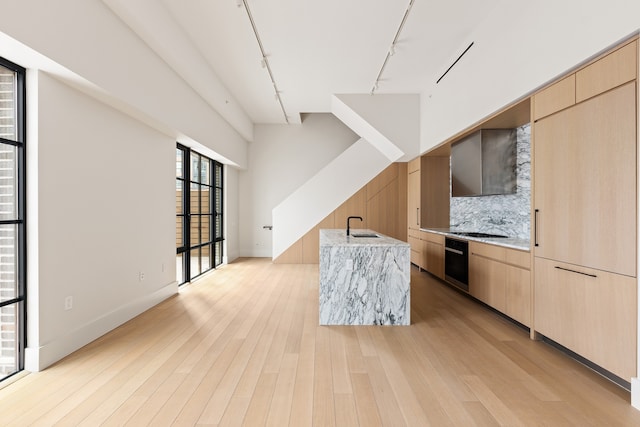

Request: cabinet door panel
left=505, top=265, right=530, bottom=326
left=576, top=40, right=637, bottom=102
left=534, top=257, right=636, bottom=380
left=408, top=236, right=422, bottom=267
left=470, top=254, right=506, bottom=312
left=533, top=74, right=576, bottom=120
left=425, top=241, right=444, bottom=279
left=534, top=82, right=637, bottom=276
left=407, top=170, right=420, bottom=230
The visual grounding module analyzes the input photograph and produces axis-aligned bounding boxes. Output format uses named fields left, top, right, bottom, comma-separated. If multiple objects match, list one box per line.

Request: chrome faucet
left=346, top=216, right=363, bottom=236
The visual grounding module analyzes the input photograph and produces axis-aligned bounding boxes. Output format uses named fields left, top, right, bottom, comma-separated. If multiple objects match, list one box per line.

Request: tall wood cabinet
left=407, top=155, right=449, bottom=270
left=532, top=38, right=638, bottom=381
left=407, top=158, right=423, bottom=267
left=407, top=158, right=421, bottom=231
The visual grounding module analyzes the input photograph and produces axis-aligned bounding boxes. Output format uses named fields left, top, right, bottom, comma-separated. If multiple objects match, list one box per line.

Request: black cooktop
left=448, top=231, right=508, bottom=238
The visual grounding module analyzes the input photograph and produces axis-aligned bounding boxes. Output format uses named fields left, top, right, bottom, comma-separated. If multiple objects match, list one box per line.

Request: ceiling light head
left=389, top=44, right=396, bottom=56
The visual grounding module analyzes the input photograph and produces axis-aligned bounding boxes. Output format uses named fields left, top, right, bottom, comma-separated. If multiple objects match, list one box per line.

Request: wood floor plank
left=194, top=273, right=285, bottom=425
left=363, top=355, right=407, bottom=427
left=462, top=374, right=524, bottom=427
left=170, top=338, right=244, bottom=425
left=265, top=352, right=298, bottom=426
left=367, top=327, right=432, bottom=426
left=0, top=259, right=639, bottom=426
left=334, top=393, right=360, bottom=427
left=288, top=278, right=318, bottom=427
left=312, top=326, right=336, bottom=427
left=329, top=327, right=353, bottom=394
left=350, top=373, right=383, bottom=427
left=241, top=372, right=277, bottom=427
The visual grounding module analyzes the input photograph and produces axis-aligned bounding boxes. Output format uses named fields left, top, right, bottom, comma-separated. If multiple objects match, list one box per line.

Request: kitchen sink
left=350, top=233, right=379, bottom=238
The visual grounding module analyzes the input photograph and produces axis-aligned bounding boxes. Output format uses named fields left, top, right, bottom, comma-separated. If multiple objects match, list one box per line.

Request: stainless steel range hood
left=451, top=129, right=517, bottom=197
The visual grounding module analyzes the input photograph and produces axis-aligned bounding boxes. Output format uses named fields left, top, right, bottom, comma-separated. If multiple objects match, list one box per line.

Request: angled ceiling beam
left=102, top=0, right=255, bottom=142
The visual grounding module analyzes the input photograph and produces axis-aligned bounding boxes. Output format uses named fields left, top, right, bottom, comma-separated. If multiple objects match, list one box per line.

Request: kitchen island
left=319, top=229, right=410, bottom=325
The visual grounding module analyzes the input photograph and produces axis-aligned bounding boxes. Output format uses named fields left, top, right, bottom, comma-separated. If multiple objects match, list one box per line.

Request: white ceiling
left=105, top=0, right=505, bottom=127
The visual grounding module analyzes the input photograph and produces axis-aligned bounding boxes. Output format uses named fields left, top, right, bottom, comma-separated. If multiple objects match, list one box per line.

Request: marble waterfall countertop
left=421, top=228, right=530, bottom=251
left=319, top=229, right=410, bottom=326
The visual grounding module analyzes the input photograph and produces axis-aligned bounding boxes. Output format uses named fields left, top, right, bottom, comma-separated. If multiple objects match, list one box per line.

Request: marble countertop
left=320, top=229, right=409, bottom=247
left=420, top=228, right=530, bottom=251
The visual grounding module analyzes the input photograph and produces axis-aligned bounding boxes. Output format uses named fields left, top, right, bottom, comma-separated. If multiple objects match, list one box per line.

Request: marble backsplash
left=449, top=124, right=531, bottom=239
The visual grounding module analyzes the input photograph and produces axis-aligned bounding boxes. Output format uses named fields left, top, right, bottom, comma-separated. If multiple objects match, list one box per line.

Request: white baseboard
left=632, top=378, right=640, bottom=409
left=25, top=281, right=178, bottom=372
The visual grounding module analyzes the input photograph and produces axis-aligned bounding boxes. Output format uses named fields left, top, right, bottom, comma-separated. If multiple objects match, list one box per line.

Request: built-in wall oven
left=444, top=237, right=469, bottom=291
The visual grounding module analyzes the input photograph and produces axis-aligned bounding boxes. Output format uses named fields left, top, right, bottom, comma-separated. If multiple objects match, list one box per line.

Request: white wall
left=420, top=0, right=640, bottom=152
left=224, top=166, right=240, bottom=263
left=25, top=72, right=177, bottom=370
left=239, top=114, right=358, bottom=257
left=0, top=0, right=248, bottom=168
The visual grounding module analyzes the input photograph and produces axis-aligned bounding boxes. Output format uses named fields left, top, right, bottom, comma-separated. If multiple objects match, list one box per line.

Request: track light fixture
left=370, top=0, right=414, bottom=94
left=239, top=0, right=289, bottom=123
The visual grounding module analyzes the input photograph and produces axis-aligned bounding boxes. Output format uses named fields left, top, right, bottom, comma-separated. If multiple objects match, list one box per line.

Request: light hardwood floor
left=1, top=258, right=639, bottom=426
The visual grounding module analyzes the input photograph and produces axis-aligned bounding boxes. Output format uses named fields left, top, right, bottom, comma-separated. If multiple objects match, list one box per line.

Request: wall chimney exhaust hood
left=451, top=129, right=517, bottom=197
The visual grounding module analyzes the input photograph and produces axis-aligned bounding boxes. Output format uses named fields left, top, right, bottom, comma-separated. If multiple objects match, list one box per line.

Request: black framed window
left=0, top=56, right=26, bottom=382
left=176, top=145, right=223, bottom=284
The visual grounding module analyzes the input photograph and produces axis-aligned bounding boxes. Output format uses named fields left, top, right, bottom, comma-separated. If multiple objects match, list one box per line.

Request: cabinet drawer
left=469, top=241, right=505, bottom=262
left=407, top=235, right=421, bottom=251
left=407, top=229, right=421, bottom=239
left=505, top=248, right=530, bottom=269
left=534, top=257, right=637, bottom=380
left=576, top=39, right=637, bottom=103
left=533, top=74, right=576, bottom=120
left=421, top=231, right=444, bottom=244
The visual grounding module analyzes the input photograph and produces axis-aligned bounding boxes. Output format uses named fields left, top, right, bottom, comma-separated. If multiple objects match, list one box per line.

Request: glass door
left=176, top=145, right=223, bottom=284
left=0, top=57, right=25, bottom=382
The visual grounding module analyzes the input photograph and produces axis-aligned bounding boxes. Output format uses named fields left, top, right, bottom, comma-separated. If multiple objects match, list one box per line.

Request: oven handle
left=445, top=247, right=465, bottom=256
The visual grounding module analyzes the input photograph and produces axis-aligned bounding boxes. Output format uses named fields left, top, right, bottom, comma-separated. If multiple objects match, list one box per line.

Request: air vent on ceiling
left=436, top=42, right=474, bottom=84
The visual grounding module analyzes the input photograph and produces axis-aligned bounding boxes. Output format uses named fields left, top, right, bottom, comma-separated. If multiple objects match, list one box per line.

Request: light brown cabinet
left=532, top=74, right=576, bottom=121
left=407, top=155, right=449, bottom=234
left=421, top=156, right=450, bottom=228
left=532, top=38, right=637, bottom=381
left=468, top=241, right=531, bottom=326
left=407, top=155, right=447, bottom=272
left=575, top=40, right=637, bottom=103
left=534, top=257, right=636, bottom=381
left=470, top=253, right=506, bottom=312
left=407, top=158, right=422, bottom=269
left=407, top=230, right=424, bottom=269
left=422, top=231, right=444, bottom=279
left=407, top=169, right=421, bottom=231
left=534, top=81, right=636, bottom=277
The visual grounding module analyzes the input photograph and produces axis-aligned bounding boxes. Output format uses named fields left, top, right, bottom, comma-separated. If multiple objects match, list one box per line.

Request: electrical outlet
left=139, top=271, right=145, bottom=281
left=64, top=296, right=73, bottom=311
